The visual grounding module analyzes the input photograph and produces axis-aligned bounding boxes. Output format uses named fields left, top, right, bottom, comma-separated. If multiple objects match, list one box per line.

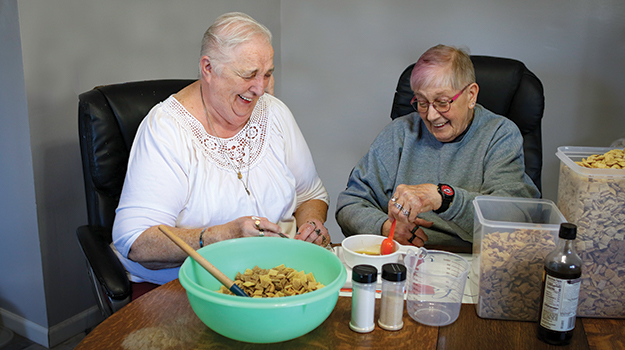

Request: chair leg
left=85, top=262, right=131, bottom=317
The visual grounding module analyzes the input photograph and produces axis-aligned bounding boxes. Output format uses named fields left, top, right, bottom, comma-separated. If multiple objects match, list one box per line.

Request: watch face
left=440, top=184, right=454, bottom=196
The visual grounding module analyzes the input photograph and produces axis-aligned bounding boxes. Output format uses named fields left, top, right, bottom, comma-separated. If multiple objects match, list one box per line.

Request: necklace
left=200, top=84, right=251, bottom=196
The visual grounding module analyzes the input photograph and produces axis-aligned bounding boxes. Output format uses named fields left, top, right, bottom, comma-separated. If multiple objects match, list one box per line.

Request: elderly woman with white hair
left=113, top=12, right=329, bottom=291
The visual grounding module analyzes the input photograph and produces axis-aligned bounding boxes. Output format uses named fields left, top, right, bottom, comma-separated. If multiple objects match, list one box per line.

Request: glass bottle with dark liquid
left=537, top=223, right=582, bottom=345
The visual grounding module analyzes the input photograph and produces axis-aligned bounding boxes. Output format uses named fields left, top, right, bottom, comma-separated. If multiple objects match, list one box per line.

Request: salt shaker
left=350, top=264, right=377, bottom=333
left=378, top=263, right=406, bottom=331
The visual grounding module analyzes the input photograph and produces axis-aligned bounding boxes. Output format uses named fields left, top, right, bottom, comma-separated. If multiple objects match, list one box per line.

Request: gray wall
left=0, top=0, right=47, bottom=328
left=2, top=0, right=624, bottom=345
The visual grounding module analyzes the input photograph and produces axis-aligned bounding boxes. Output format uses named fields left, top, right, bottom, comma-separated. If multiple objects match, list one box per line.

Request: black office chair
left=390, top=56, right=544, bottom=192
left=77, top=79, right=194, bottom=317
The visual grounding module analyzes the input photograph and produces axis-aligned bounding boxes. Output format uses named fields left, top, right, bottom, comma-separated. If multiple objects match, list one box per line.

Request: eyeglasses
left=410, top=84, right=471, bottom=114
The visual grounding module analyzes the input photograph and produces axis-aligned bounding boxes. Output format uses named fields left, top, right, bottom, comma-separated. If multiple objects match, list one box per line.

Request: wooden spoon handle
left=158, top=225, right=248, bottom=297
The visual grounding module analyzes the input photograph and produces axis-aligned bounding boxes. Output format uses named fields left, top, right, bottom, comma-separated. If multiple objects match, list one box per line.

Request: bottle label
left=540, top=274, right=581, bottom=332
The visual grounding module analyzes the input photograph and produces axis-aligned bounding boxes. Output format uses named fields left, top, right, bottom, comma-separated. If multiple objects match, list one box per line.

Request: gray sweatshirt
left=335, top=105, right=540, bottom=247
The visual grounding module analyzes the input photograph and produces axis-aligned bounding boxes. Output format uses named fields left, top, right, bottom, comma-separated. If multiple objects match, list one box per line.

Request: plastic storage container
left=472, top=196, right=566, bottom=321
left=556, top=146, right=625, bottom=318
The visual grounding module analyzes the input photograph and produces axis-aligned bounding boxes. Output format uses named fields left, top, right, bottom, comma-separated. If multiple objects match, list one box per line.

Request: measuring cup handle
left=404, top=247, right=427, bottom=271
left=400, top=245, right=425, bottom=256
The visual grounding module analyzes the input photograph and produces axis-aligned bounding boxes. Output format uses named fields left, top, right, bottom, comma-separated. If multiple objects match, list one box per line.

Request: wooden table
left=76, top=279, right=624, bottom=350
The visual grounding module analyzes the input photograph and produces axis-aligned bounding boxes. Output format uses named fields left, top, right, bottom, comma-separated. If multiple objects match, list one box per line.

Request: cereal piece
left=217, top=264, right=324, bottom=298
left=576, top=148, right=625, bottom=169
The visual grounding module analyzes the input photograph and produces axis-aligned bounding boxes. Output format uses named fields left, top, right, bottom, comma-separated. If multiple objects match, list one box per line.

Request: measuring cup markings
left=405, top=249, right=470, bottom=326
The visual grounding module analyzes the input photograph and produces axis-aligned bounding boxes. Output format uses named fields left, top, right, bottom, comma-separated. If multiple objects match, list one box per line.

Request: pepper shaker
left=350, top=264, right=377, bottom=333
left=378, top=263, right=407, bottom=331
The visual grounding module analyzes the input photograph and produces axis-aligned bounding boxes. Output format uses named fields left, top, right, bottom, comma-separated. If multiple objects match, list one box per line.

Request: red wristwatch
left=433, top=183, right=454, bottom=214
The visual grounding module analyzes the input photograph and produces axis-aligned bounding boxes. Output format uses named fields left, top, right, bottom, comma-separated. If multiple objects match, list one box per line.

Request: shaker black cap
left=381, top=263, right=407, bottom=282
left=352, top=264, right=378, bottom=283
left=559, top=222, right=577, bottom=240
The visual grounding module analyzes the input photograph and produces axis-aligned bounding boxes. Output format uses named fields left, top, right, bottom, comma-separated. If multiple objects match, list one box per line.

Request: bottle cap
left=381, top=263, right=407, bottom=282
left=352, top=264, right=378, bottom=283
left=559, top=222, right=577, bottom=240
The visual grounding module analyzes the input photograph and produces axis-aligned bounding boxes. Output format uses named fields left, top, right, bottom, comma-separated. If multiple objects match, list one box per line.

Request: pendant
left=237, top=172, right=242, bottom=180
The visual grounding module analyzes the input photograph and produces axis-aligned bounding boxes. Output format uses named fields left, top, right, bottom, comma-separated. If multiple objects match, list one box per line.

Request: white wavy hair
left=200, top=12, right=272, bottom=75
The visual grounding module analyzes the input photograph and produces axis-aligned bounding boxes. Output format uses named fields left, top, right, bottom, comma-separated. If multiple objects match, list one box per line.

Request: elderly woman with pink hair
left=336, top=44, right=539, bottom=249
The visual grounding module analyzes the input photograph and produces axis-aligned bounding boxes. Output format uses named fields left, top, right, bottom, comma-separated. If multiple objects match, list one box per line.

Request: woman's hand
left=225, top=216, right=283, bottom=238
left=293, top=199, right=330, bottom=247
left=382, top=218, right=432, bottom=247
left=385, top=183, right=441, bottom=246
left=388, top=183, right=441, bottom=222
left=295, top=219, right=331, bottom=247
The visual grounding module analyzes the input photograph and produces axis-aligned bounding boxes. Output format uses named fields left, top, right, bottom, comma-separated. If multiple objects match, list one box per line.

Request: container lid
left=472, top=195, right=566, bottom=229
left=559, top=223, right=577, bottom=239
left=352, top=264, right=378, bottom=283
left=381, top=263, right=407, bottom=282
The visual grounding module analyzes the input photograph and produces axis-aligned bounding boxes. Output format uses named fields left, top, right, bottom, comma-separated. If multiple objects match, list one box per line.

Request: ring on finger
left=322, top=235, right=330, bottom=246
left=391, top=196, right=397, bottom=202
left=401, top=208, right=410, bottom=217
left=258, top=231, right=264, bottom=237
left=410, top=225, right=419, bottom=234
left=254, top=219, right=261, bottom=231
left=394, top=202, right=402, bottom=210
left=408, top=232, right=417, bottom=244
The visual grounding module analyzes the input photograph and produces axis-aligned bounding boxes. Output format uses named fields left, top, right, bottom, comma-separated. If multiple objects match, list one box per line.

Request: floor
left=0, top=330, right=86, bottom=350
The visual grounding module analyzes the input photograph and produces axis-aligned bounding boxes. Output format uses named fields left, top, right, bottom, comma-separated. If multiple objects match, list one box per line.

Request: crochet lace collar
left=165, top=95, right=270, bottom=171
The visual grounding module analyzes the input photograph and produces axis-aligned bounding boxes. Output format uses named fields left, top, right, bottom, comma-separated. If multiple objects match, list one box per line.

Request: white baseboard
left=0, top=308, right=48, bottom=347
left=49, top=306, right=103, bottom=347
left=0, top=306, right=103, bottom=348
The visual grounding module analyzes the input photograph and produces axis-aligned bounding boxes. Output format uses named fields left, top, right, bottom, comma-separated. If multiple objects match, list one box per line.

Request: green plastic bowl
left=179, top=237, right=347, bottom=343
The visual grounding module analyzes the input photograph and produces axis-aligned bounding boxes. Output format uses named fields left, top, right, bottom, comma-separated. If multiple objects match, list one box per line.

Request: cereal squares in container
left=556, top=146, right=625, bottom=318
left=472, top=196, right=566, bottom=321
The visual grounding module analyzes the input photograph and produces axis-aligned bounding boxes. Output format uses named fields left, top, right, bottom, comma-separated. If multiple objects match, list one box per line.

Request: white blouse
left=112, top=93, right=329, bottom=284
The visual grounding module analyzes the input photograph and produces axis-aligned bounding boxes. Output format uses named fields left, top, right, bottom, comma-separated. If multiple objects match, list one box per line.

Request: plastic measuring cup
left=405, top=248, right=469, bottom=327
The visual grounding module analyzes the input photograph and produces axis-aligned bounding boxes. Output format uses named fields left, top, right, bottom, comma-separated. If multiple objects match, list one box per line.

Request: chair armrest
left=76, top=225, right=131, bottom=300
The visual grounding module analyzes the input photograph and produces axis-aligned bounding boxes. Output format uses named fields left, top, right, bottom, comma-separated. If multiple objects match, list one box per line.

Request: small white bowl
left=341, top=234, right=411, bottom=273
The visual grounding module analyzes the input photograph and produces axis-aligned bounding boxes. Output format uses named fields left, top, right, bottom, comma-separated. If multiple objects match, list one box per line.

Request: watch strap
left=433, top=183, right=454, bottom=214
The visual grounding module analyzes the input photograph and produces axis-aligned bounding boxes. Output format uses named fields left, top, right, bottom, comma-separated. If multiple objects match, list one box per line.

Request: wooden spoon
left=380, top=220, right=396, bottom=255
left=158, top=225, right=249, bottom=297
